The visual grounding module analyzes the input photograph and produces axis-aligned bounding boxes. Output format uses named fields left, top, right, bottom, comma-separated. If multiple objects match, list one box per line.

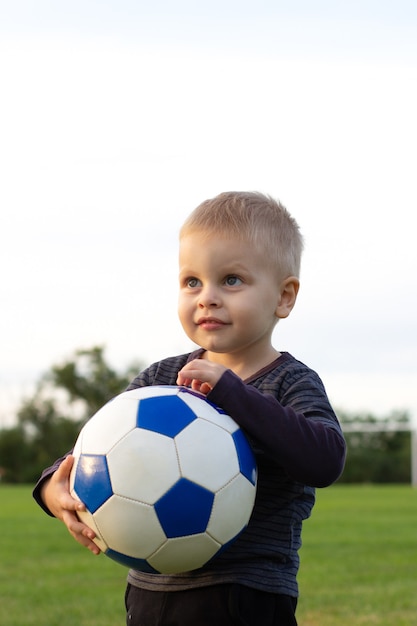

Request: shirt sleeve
left=207, top=369, right=346, bottom=488
left=32, top=452, right=73, bottom=516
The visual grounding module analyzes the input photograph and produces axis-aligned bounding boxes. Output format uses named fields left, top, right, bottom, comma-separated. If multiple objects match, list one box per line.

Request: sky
left=1, top=0, right=416, bottom=426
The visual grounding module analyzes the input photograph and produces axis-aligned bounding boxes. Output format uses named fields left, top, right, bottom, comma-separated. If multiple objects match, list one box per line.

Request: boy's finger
left=54, top=455, right=74, bottom=480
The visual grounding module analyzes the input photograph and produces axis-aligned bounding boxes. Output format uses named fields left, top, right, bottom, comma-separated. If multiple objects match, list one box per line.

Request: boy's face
left=178, top=232, right=296, bottom=363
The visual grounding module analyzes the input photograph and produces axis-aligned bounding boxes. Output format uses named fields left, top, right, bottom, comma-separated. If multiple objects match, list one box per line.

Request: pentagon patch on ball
left=69, top=385, right=257, bottom=574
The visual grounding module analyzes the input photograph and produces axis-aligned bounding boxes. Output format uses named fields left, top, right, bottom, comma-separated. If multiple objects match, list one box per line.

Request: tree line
left=0, top=346, right=412, bottom=484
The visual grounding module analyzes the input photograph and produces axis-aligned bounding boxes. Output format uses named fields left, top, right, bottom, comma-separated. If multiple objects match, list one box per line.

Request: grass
left=297, top=484, right=417, bottom=625
left=1, top=484, right=417, bottom=625
left=0, top=485, right=126, bottom=626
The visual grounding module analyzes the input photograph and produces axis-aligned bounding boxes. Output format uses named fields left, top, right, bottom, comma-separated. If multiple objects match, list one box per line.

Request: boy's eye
left=224, top=275, right=242, bottom=286
left=186, top=277, right=201, bottom=288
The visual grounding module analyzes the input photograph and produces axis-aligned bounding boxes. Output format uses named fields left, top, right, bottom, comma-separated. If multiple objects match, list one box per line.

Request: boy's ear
left=275, top=277, right=300, bottom=319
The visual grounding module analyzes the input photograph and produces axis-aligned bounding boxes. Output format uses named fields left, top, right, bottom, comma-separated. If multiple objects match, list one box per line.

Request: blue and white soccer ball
left=70, top=385, right=257, bottom=574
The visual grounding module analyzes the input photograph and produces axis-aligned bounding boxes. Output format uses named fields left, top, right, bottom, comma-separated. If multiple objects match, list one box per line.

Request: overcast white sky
left=1, top=0, right=416, bottom=426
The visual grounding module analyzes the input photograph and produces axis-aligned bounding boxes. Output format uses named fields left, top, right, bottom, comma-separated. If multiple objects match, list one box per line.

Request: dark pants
left=125, top=583, right=298, bottom=626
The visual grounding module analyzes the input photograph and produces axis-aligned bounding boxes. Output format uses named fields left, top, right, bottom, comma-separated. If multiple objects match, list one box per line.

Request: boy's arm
left=208, top=369, right=346, bottom=488
left=177, top=360, right=345, bottom=488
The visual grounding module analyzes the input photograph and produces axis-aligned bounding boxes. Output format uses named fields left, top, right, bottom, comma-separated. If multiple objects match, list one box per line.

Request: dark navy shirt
left=125, top=349, right=346, bottom=596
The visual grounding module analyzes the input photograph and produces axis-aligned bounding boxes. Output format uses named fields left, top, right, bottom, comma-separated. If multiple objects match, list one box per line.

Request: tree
left=48, top=346, right=140, bottom=418
left=0, top=425, right=31, bottom=483
left=0, top=346, right=142, bottom=483
left=337, top=409, right=412, bottom=483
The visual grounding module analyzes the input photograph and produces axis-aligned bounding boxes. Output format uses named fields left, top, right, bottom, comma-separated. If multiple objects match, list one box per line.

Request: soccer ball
left=70, top=385, right=257, bottom=574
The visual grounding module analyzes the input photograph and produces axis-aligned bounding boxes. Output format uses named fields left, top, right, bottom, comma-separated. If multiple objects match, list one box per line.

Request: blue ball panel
left=105, top=548, right=159, bottom=573
left=155, top=478, right=214, bottom=537
left=232, top=430, right=257, bottom=486
left=136, top=395, right=196, bottom=437
left=74, top=454, right=112, bottom=513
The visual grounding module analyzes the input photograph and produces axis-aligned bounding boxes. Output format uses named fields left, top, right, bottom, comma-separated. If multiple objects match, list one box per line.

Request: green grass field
left=1, top=484, right=417, bottom=625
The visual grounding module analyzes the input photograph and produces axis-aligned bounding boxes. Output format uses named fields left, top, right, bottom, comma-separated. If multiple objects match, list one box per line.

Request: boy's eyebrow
left=179, top=260, right=252, bottom=272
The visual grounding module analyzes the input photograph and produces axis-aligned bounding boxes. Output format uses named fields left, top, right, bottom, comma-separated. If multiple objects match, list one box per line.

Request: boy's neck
left=202, top=347, right=281, bottom=381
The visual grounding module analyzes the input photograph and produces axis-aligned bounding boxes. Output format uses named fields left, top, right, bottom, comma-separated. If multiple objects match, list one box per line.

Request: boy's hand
left=41, top=455, right=101, bottom=555
left=176, top=359, right=227, bottom=395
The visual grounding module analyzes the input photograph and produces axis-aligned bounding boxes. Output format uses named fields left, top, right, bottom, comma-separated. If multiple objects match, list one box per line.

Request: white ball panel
left=176, top=420, right=239, bottom=491
left=72, top=436, right=82, bottom=458
left=179, top=391, right=239, bottom=433
left=207, top=474, right=256, bottom=543
left=200, top=410, right=239, bottom=433
left=179, top=390, right=221, bottom=419
left=108, top=429, right=180, bottom=503
left=69, top=454, right=80, bottom=493
left=75, top=507, right=109, bottom=553
left=148, top=532, right=221, bottom=574
left=94, top=495, right=166, bottom=558
left=79, top=398, right=138, bottom=454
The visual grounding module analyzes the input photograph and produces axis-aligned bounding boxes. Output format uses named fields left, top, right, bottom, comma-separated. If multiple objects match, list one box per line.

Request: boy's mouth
left=197, top=316, right=228, bottom=330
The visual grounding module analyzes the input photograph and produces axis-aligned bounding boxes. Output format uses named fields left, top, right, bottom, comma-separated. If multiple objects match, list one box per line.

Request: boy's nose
left=198, top=286, right=221, bottom=308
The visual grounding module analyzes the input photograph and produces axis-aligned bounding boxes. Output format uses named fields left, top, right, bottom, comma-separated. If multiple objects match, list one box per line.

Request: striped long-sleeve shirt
left=124, top=349, right=346, bottom=597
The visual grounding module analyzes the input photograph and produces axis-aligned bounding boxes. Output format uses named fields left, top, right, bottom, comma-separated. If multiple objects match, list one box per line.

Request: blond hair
left=180, top=191, right=304, bottom=278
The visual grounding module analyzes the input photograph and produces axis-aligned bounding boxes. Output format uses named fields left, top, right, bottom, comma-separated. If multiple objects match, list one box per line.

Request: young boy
left=33, top=191, right=346, bottom=626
